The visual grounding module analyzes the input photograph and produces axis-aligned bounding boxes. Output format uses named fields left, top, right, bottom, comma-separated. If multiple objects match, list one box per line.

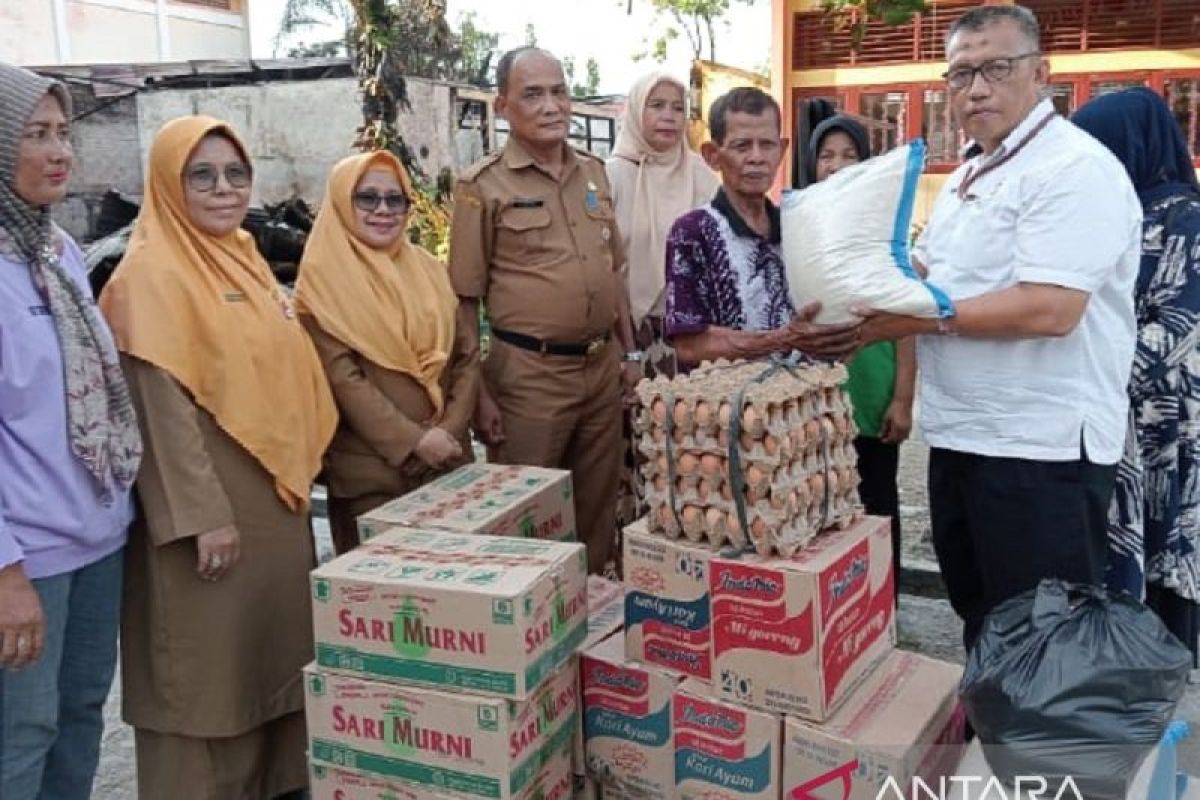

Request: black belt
left=491, top=328, right=610, bottom=357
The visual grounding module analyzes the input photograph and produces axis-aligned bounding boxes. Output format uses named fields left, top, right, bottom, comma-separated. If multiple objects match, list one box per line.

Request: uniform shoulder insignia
left=457, top=150, right=503, bottom=182
left=573, top=146, right=605, bottom=165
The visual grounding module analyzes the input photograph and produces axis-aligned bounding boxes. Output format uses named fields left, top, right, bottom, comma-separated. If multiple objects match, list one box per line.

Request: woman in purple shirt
left=0, top=62, right=141, bottom=800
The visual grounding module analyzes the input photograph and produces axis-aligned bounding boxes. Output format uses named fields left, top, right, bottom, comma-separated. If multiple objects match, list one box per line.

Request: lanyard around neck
left=956, top=111, right=1056, bottom=201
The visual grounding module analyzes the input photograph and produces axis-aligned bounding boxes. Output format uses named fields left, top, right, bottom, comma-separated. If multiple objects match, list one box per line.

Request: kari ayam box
left=581, top=633, right=682, bottom=800
left=709, top=515, right=896, bottom=721
left=305, top=664, right=577, bottom=800
left=783, top=651, right=966, bottom=800
left=674, top=679, right=782, bottom=800
left=312, top=528, right=588, bottom=699
left=623, top=518, right=718, bottom=680
left=357, top=464, right=576, bottom=542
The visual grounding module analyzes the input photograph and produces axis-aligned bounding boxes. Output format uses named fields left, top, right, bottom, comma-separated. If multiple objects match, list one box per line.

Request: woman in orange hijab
left=295, top=151, right=478, bottom=554
left=99, top=116, right=336, bottom=800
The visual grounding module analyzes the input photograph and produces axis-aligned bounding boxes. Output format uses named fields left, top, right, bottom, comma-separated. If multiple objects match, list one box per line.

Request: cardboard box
left=710, top=515, right=896, bottom=721
left=309, top=755, right=573, bottom=800
left=358, top=464, right=576, bottom=542
left=573, top=577, right=628, bottom=784
left=310, top=762, right=453, bottom=800
left=305, top=663, right=577, bottom=800
left=312, top=528, right=588, bottom=699
left=582, top=633, right=683, bottom=800
left=783, top=651, right=966, bottom=800
left=673, top=679, right=782, bottom=800
left=623, top=519, right=719, bottom=680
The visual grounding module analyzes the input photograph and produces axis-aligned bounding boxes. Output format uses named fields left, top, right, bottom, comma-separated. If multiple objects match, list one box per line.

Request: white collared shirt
left=913, top=98, right=1142, bottom=464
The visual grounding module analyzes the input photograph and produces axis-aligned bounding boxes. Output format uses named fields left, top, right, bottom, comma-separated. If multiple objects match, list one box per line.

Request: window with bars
left=1165, top=79, right=1200, bottom=162
left=172, top=0, right=238, bottom=10
left=792, top=0, right=1198, bottom=71
left=859, top=91, right=908, bottom=154
left=921, top=88, right=963, bottom=163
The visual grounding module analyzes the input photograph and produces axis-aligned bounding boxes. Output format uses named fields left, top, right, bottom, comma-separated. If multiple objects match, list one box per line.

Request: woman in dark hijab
left=807, top=114, right=915, bottom=605
left=1074, top=87, right=1200, bottom=665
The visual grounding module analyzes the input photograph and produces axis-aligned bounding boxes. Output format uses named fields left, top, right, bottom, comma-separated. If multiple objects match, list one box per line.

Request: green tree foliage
left=819, top=0, right=927, bottom=50
left=625, top=0, right=757, bottom=63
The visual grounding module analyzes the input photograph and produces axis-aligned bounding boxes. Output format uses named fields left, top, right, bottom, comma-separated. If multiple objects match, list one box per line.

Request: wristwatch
left=935, top=315, right=958, bottom=336
left=622, top=351, right=645, bottom=363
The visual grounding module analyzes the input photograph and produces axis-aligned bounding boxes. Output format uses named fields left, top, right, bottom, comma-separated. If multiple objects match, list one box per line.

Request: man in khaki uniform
left=449, top=47, right=638, bottom=573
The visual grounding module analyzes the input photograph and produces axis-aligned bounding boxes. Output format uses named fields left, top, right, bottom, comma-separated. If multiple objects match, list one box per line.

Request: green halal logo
left=520, top=512, right=536, bottom=538
left=393, top=597, right=431, bottom=659
left=551, top=589, right=568, bottom=642
left=383, top=701, right=416, bottom=757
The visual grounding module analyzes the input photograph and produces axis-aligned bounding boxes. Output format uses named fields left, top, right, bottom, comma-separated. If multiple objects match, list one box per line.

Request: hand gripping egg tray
left=633, top=356, right=862, bottom=557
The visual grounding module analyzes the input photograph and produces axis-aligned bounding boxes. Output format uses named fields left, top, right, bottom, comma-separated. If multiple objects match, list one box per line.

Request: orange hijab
left=294, top=151, right=457, bottom=414
left=99, top=116, right=337, bottom=512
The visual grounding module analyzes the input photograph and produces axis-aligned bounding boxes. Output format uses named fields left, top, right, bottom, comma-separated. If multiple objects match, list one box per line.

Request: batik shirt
left=663, top=188, right=794, bottom=337
left=1108, top=192, right=1200, bottom=603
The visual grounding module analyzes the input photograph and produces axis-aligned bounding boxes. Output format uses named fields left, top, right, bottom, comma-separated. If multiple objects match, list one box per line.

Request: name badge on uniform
left=585, top=181, right=599, bottom=212
left=513, top=198, right=544, bottom=208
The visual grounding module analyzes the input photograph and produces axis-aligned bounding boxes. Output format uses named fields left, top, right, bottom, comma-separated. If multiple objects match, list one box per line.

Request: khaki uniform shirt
left=449, top=138, right=626, bottom=343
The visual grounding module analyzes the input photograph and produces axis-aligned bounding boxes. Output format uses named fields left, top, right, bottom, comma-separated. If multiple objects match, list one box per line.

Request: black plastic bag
left=960, top=579, right=1191, bottom=799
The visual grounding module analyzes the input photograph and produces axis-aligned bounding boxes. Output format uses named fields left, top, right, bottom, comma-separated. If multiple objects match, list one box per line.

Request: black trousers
left=928, top=447, right=1116, bottom=652
left=854, top=436, right=901, bottom=605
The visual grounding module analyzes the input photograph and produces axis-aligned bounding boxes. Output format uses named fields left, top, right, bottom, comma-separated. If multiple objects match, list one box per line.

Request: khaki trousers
left=485, top=339, right=623, bottom=572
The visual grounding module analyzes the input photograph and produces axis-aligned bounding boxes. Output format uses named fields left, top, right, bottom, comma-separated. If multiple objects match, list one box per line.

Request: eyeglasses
left=352, top=190, right=411, bottom=213
left=943, top=53, right=1041, bottom=91
left=185, top=162, right=253, bottom=192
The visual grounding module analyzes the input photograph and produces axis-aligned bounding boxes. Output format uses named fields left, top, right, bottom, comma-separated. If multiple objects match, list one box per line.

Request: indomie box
left=573, top=577, right=628, bottom=786
left=358, top=464, right=576, bottom=542
left=312, top=527, right=588, bottom=699
left=582, top=633, right=683, bottom=800
left=623, top=519, right=718, bottom=680
left=305, top=663, right=577, bottom=800
left=674, top=679, right=782, bottom=800
left=783, top=651, right=966, bottom=800
left=710, top=515, right=895, bottom=721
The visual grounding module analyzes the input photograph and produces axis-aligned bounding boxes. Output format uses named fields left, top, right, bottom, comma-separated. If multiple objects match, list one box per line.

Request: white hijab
left=607, top=71, right=719, bottom=326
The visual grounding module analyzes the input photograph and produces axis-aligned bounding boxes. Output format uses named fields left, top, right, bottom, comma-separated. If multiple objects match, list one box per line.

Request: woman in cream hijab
left=607, top=71, right=718, bottom=532
left=100, top=116, right=336, bottom=800
left=295, top=151, right=478, bottom=554
left=606, top=70, right=719, bottom=377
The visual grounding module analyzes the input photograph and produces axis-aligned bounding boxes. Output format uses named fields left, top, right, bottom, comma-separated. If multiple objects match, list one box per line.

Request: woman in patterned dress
left=606, top=71, right=720, bottom=554
left=1074, top=88, right=1200, bottom=664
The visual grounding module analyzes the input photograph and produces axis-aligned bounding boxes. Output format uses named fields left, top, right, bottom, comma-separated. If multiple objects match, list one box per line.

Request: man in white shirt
left=858, top=4, right=1141, bottom=650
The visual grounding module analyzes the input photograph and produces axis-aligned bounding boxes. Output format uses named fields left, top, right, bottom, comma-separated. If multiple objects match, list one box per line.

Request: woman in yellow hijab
left=99, top=116, right=336, bottom=800
left=295, top=151, right=478, bottom=554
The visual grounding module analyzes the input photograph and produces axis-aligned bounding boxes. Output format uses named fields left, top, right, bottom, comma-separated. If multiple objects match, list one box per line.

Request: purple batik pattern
left=664, top=205, right=794, bottom=338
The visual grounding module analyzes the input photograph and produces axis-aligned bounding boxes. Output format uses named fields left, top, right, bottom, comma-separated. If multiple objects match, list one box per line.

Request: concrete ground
left=92, top=442, right=1200, bottom=796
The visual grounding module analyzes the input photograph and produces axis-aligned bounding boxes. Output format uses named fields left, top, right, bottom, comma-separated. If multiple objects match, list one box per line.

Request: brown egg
left=696, top=478, right=712, bottom=502
left=718, top=401, right=732, bottom=428
left=656, top=455, right=669, bottom=474
left=695, top=401, right=712, bottom=428
left=700, top=454, right=724, bottom=476
left=651, top=398, right=667, bottom=424
left=678, top=452, right=699, bottom=475
left=673, top=400, right=690, bottom=429
left=742, top=405, right=761, bottom=433
left=721, top=482, right=734, bottom=502
left=804, top=419, right=822, bottom=442
left=751, top=516, right=770, bottom=541
left=705, top=507, right=726, bottom=532
left=764, top=434, right=780, bottom=457
left=746, top=464, right=765, bottom=487
left=809, top=473, right=826, bottom=497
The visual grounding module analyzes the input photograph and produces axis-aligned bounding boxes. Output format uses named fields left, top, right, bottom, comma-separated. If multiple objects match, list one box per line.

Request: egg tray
left=632, top=357, right=863, bottom=557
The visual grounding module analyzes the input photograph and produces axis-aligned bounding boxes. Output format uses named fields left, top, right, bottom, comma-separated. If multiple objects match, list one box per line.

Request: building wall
left=774, top=0, right=1200, bottom=215
left=2, top=0, right=250, bottom=66
left=135, top=77, right=457, bottom=209
left=52, top=75, right=461, bottom=241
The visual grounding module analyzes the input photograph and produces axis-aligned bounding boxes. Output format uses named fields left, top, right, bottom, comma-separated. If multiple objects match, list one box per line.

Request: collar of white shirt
left=959, top=97, right=1057, bottom=166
